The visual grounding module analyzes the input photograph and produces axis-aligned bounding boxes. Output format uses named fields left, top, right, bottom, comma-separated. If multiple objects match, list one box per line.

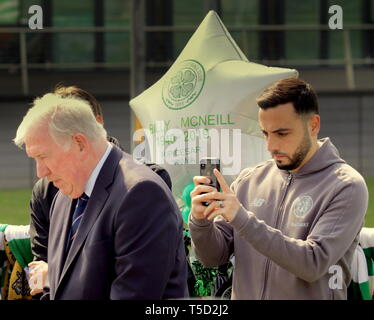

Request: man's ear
left=72, top=133, right=89, bottom=153
left=309, top=114, right=320, bottom=137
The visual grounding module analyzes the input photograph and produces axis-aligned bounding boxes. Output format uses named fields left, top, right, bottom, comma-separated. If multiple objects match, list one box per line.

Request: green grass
left=0, top=188, right=32, bottom=225
left=365, top=178, right=374, bottom=228
left=1, top=178, right=374, bottom=227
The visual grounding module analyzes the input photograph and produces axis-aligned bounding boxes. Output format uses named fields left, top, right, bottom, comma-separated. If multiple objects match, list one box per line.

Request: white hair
left=14, top=93, right=107, bottom=150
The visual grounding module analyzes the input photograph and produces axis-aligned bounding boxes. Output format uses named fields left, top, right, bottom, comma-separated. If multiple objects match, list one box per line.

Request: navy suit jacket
left=29, top=136, right=172, bottom=263
left=47, top=146, right=188, bottom=299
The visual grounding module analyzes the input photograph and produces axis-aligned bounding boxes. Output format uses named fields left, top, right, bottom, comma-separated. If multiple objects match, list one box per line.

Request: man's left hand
left=201, top=169, right=241, bottom=222
left=28, top=260, right=49, bottom=295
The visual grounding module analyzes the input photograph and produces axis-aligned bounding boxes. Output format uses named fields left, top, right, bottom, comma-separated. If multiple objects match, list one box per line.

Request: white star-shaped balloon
left=130, top=11, right=298, bottom=204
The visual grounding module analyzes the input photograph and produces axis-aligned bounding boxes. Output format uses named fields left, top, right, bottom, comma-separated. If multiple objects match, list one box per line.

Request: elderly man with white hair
left=14, top=93, right=188, bottom=300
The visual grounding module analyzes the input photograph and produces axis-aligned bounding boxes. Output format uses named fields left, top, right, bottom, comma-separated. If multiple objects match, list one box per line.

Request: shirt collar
left=84, top=142, right=112, bottom=197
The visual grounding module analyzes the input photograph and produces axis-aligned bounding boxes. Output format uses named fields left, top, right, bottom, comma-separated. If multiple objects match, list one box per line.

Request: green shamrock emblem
left=170, top=69, right=195, bottom=99
left=162, top=59, right=205, bottom=110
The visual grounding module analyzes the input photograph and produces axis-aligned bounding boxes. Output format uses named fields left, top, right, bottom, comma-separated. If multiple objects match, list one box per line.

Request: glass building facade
left=0, top=0, right=373, bottom=69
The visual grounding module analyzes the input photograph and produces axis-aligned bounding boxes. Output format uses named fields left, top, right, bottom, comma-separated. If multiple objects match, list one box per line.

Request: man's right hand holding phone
left=190, top=169, right=241, bottom=223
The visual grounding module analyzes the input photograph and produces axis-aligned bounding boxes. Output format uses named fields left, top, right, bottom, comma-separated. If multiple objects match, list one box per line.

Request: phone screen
left=200, top=157, right=220, bottom=191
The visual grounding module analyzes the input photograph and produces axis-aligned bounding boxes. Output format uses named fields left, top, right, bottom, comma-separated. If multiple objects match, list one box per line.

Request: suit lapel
left=48, top=194, right=73, bottom=299
left=56, top=146, right=123, bottom=292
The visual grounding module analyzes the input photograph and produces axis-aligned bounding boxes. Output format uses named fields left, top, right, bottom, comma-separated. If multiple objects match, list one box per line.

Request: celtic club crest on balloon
left=162, top=59, right=205, bottom=110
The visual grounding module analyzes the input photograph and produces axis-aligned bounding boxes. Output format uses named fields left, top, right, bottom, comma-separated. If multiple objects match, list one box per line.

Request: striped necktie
left=66, top=193, right=89, bottom=252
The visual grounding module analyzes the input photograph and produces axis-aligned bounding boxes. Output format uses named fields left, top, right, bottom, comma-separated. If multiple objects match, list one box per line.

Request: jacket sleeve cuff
left=229, top=205, right=251, bottom=231
left=189, top=214, right=213, bottom=227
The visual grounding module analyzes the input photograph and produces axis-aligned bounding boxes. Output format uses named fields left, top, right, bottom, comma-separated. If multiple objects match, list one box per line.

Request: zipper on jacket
left=260, top=173, right=293, bottom=299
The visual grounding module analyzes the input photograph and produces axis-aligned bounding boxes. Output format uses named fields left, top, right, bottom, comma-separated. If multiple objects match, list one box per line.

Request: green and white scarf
left=4, top=225, right=33, bottom=270
left=0, top=224, right=9, bottom=298
left=358, top=228, right=374, bottom=298
left=350, top=244, right=372, bottom=300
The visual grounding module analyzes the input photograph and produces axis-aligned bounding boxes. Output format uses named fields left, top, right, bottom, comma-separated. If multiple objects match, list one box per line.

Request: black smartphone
left=200, top=157, right=220, bottom=206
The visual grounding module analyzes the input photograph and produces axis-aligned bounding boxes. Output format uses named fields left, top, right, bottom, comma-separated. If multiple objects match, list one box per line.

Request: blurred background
left=0, top=0, right=373, bottom=225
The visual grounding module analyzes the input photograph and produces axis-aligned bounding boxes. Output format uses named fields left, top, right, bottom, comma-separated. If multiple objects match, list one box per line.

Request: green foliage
left=191, top=260, right=217, bottom=297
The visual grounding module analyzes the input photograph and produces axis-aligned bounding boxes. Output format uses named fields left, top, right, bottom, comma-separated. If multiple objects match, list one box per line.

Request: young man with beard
left=189, top=78, right=368, bottom=299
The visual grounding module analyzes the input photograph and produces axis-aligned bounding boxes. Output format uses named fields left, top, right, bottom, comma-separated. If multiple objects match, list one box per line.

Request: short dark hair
left=54, top=85, right=104, bottom=119
left=256, top=78, right=319, bottom=115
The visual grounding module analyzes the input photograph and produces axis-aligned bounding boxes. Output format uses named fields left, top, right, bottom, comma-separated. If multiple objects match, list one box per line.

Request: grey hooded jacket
left=189, top=138, right=368, bottom=299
